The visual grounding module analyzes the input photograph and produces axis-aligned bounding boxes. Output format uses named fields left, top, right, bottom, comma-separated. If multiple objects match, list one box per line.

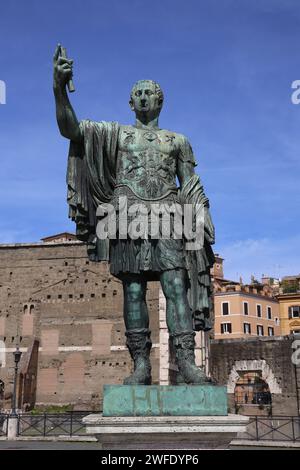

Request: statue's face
left=130, top=81, right=163, bottom=118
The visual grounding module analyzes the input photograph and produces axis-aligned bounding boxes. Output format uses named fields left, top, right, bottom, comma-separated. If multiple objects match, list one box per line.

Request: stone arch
left=227, top=359, right=281, bottom=394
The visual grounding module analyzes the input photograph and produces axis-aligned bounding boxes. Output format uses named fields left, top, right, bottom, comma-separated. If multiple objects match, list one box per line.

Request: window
left=268, top=327, right=274, bottom=336
left=291, top=329, right=300, bottom=334
left=267, top=306, right=272, bottom=320
left=243, top=302, right=249, bottom=316
left=222, top=302, right=229, bottom=316
left=289, top=306, right=300, bottom=318
left=221, top=323, right=232, bottom=334
left=244, top=323, right=251, bottom=334
left=275, top=317, right=280, bottom=326
left=257, top=325, right=264, bottom=336
left=256, top=304, right=262, bottom=318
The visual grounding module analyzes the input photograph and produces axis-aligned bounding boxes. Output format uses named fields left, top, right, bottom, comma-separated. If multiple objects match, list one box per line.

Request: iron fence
left=239, top=416, right=300, bottom=442
left=17, top=411, right=91, bottom=437
left=2, top=412, right=300, bottom=442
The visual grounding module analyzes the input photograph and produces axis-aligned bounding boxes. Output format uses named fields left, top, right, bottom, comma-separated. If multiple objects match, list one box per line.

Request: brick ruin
left=211, top=336, right=300, bottom=416
left=0, top=237, right=160, bottom=410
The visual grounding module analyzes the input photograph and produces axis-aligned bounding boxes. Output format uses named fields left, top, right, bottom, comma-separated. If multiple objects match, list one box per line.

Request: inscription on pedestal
left=103, top=385, right=227, bottom=416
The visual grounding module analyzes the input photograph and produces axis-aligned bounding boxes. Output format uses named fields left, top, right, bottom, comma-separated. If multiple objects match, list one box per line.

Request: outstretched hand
left=53, top=44, right=74, bottom=89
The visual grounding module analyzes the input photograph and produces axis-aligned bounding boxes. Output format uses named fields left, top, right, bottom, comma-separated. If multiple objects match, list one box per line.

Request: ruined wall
left=211, top=336, right=300, bottom=416
left=0, top=241, right=160, bottom=410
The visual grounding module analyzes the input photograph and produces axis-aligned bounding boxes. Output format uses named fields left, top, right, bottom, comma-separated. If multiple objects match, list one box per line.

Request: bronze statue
left=53, top=44, right=215, bottom=385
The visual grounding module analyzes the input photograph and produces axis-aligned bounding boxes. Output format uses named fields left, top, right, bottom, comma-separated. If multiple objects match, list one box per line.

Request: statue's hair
left=130, top=80, right=164, bottom=106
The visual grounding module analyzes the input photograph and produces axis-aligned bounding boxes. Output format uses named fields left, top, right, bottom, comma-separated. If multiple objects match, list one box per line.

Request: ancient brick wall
left=211, top=336, right=300, bottom=416
left=0, top=241, right=160, bottom=410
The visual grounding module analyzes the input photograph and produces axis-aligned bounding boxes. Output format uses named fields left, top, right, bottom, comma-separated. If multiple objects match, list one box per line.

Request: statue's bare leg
left=122, top=276, right=152, bottom=385
left=123, top=276, right=148, bottom=330
left=160, top=268, right=208, bottom=384
left=159, top=268, right=193, bottom=334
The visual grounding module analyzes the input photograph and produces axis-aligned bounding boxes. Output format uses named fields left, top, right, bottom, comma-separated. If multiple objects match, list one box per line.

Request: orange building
left=212, top=257, right=281, bottom=339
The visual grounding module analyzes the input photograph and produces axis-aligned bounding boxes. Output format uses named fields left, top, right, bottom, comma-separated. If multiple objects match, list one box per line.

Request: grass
left=29, top=405, right=73, bottom=415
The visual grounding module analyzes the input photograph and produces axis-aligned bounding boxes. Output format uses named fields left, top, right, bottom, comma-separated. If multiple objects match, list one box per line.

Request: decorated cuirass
left=116, top=125, right=179, bottom=200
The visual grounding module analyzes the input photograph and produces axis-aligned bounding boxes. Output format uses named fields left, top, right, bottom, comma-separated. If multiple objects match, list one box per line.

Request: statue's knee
left=169, top=278, right=185, bottom=300
left=126, top=283, right=144, bottom=303
left=164, top=287, right=185, bottom=305
left=161, top=271, right=186, bottom=302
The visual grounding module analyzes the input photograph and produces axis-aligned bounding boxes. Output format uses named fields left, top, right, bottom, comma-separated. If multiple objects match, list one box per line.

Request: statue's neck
left=134, top=116, right=160, bottom=130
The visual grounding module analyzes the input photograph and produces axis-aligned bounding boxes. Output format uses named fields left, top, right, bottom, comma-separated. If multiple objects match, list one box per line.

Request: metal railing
left=16, top=411, right=91, bottom=437
left=0, top=410, right=95, bottom=437
left=2, top=411, right=300, bottom=442
left=239, top=416, right=300, bottom=442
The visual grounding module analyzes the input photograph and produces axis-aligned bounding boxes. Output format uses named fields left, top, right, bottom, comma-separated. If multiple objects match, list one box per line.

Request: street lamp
left=11, top=346, right=22, bottom=416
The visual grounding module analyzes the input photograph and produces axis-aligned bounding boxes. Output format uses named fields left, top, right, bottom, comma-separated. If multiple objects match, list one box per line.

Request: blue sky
left=1, top=0, right=300, bottom=282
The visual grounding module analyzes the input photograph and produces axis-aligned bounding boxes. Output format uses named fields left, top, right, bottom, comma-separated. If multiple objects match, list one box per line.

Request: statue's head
left=129, top=80, right=164, bottom=120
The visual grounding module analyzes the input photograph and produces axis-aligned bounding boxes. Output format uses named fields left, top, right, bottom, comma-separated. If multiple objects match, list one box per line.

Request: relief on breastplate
left=117, top=149, right=177, bottom=199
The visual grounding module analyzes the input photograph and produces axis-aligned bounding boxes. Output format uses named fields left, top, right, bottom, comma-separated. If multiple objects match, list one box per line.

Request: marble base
left=83, top=414, right=249, bottom=450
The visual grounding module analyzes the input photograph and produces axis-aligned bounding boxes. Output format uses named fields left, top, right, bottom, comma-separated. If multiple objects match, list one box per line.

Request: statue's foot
left=177, top=363, right=211, bottom=385
left=175, top=372, right=185, bottom=385
left=123, top=365, right=152, bottom=385
left=124, top=328, right=152, bottom=385
left=171, top=330, right=212, bottom=385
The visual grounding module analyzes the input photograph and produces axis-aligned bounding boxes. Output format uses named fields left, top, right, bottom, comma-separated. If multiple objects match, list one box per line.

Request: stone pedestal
left=83, top=414, right=249, bottom=450
left=103, top=385, right=227, bottom=416
left=7, top=416, right=18, bottom=440
left=85, top=384, right=249, bottom=449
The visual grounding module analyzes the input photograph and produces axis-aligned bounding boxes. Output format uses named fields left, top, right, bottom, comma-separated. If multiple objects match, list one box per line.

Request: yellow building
left=276, top=275, right=300, bottom=335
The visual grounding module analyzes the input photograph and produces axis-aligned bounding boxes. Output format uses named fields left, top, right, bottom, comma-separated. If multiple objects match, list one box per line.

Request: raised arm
left=53, top=44, right=82, bottom=143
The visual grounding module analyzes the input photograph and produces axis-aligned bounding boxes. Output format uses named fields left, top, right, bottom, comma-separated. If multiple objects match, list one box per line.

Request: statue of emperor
left=53, top=45, right=215, bottom=385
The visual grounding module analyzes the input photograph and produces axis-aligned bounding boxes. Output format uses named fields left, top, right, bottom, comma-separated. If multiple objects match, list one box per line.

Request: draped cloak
left=67, top=120, right=215, bottom=331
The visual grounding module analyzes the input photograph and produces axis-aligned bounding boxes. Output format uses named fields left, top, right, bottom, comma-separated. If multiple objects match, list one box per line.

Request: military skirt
left=109, top=186, right=186, bottom=281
